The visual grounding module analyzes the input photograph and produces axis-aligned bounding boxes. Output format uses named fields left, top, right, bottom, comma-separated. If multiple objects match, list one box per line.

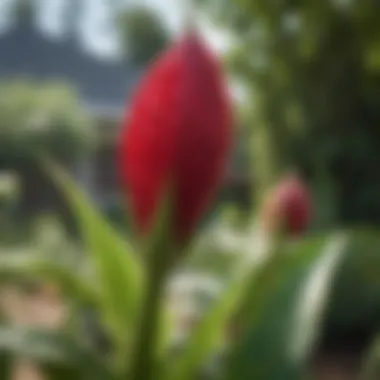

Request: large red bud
left=118, top=30, right=232, bottom=244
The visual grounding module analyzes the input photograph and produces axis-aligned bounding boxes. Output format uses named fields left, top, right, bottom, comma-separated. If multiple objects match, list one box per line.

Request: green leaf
left=45, top=161, right=143, bottom=344
left=326, top=229, right=380, bottom=331
left=43, top=364, right=84, bottom=380
left=167, top=233, right=284, bottom=380
left=0, top=352, right=11, bottom=379
left=359, top=334, right=380, bottom=380
left=288, top=232, right=349, bottom=366
left=0, top=326, right=113, bottom=380
left=224, top=232, right=349, bottom=380
left=166, top=274, right=247, bottom=380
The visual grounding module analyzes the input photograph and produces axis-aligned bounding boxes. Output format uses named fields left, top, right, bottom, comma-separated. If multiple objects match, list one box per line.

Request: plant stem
left=129, top=194, right=174, bottom=380
left=129, top=255, right=168, bottom=380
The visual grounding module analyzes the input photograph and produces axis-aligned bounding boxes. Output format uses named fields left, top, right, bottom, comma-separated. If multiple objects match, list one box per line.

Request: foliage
left=325, top=229, right=380, bottom=333
left=0, top=172, right=19, bottom=211
left=118, top=6, right=170, bottom=65
left=0, top=2, right=379, bottom=380
left=0, top=81, right=95, bottom=166
left=0, top=164, right=354, bottom=380
left=0, top=171, right=21, bottom=244
left=197, top=0, right=380, bottom=226
left=13, top=0, right=34, bottom=23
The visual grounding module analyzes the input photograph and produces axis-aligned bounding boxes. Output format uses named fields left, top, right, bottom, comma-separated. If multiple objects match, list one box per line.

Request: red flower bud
left=260, top=174, right=311, bottom=236
left=118, top=31, right=232, bottom=243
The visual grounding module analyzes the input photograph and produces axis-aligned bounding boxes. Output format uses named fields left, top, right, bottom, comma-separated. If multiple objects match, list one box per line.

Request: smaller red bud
left=260, top=174, right=311, bottom=236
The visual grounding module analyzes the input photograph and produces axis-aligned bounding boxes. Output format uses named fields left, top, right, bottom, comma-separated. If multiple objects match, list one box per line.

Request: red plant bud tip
left=118, top=31, right=232, bottom=243
left=260, top=174, right=311, bottom=236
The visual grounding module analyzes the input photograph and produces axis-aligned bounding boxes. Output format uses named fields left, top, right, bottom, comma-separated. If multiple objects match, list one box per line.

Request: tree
left=118, top=6, right=170, bottom=65
left=0, top=81, right=95, bottom=166
left=198, top=0, right=380, bottom=227
left=13, top=0, right=34, bottom=22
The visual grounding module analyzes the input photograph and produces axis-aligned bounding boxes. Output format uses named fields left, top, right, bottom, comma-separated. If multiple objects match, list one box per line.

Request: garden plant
left=0, top=20, right=376, bottom=380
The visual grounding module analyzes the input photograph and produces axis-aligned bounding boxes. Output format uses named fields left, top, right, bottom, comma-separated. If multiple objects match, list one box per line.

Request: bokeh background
left=0, top=0, right=380, bottom=379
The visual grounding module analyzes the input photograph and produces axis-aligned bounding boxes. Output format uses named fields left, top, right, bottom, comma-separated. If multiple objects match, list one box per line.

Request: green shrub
left=0, top=80, right=96, bottom=166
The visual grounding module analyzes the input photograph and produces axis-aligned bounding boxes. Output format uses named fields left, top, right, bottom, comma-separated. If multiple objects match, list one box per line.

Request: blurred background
left=0, top=0, right=379, bottom=379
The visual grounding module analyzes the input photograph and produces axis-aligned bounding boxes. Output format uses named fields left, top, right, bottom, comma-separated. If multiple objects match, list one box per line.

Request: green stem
left=129, top=258, right=167, bottom=380
left=129, top=193, right=174, bottom=380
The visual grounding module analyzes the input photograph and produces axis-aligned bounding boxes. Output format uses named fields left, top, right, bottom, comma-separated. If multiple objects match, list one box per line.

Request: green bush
left=0, top=80, right=96, bottom=166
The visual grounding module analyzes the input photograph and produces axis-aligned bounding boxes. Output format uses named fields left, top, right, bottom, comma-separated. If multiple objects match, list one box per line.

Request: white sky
left=0, top=0, right=231, bottom=59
